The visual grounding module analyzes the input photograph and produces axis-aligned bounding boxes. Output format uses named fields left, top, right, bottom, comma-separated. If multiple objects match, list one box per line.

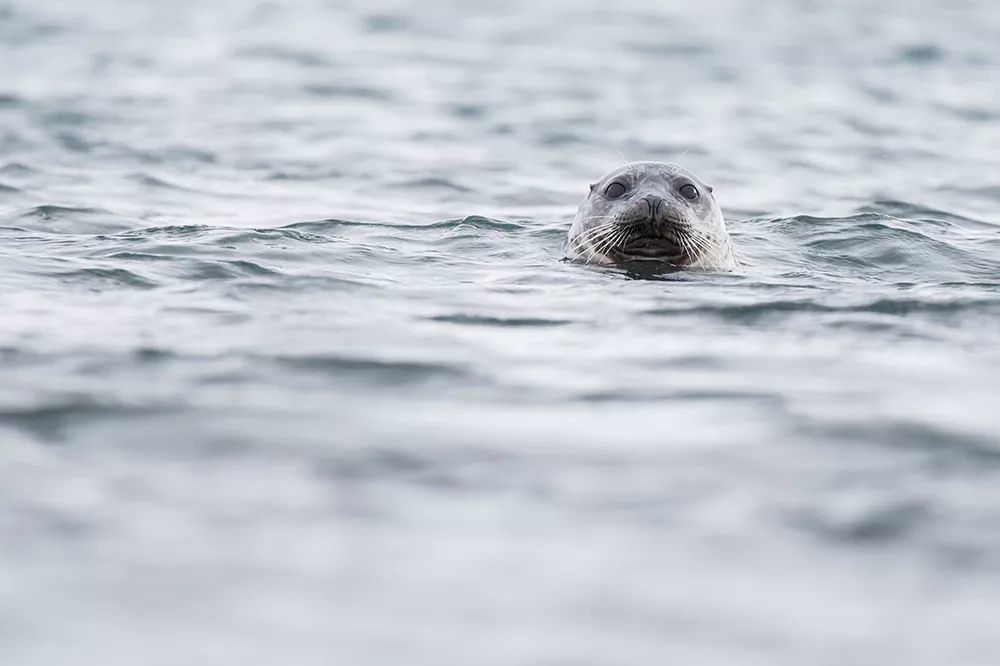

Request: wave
left=734, top=209, right=1000, bottom=284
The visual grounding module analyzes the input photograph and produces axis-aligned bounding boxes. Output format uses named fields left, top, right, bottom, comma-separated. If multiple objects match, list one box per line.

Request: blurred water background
left=2, top=1, right=1000, bottom=664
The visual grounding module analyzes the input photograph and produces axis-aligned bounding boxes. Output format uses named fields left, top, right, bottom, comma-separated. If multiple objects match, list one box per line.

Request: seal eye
left=605, top=181, right=627, bottom=199
left=679, top=183, right=699, bottom=201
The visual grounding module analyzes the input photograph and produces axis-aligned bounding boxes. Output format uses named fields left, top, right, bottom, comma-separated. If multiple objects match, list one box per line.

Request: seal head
left=567, top=162, right=735, bottom=270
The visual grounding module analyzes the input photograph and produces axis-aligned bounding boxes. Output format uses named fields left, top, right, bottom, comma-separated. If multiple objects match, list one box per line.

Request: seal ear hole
left=708, top=185, right=714, bottom=193
left=589, top=183, right=596, bottom=192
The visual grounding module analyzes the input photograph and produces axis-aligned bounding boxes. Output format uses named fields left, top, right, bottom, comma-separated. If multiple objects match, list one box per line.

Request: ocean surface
left=2, top=1, right=1000, bottom=664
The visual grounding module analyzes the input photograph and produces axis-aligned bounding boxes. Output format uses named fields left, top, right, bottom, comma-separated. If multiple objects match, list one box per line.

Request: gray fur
left=566, top=162, right=735, bottom=270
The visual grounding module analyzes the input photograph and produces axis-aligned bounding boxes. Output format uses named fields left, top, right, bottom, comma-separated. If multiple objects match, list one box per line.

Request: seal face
left=566, top=162, right=736, bottom=270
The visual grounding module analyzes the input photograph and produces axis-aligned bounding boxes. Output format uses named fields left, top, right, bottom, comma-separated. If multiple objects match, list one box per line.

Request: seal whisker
left=682, top=231, right=710, bottom=258
left=588, top=229, right=619, bottom=261
left=589, top=234, right=619, bottom=262
left=602, top=228, right=629, bottom=258
left=689, top=230, right=718, bottom=256
left=684, top=231, right=723, bottom=268
left=608, top=224, right=639, bottom=257
left=575, top=221, right=614, bottom=237
left=574, top=223, right=616, bottom=248
left=615, top=149, right=634, bottom=177
left=576, top=223, right=618, bottom=262
left=676, top=146, right=691, bottom=167
left=574, top=221, right=615, bottom=241
left=681, top=235, right=699, bottom=263
left=591, top=225, right=631, bottom=261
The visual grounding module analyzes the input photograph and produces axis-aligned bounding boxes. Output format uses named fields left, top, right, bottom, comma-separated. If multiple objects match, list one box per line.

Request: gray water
left=2, top=1, right=1000, bottom=664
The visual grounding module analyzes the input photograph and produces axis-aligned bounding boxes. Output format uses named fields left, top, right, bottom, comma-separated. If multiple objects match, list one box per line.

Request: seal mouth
left=619, top=235, right=685, bottom=260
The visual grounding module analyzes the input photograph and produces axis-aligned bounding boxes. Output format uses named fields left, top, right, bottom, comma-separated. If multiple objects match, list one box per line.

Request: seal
left=566, top=162, right=736, bottom=270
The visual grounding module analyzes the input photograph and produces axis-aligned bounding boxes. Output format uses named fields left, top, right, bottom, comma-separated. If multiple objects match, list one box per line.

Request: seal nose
left=643, top=195, right=663, bottom=218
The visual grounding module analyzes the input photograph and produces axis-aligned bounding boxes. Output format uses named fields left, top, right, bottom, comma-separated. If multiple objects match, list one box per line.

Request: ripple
left=266, top=354, right=472, bottom=385
left=390, top=176, right=474, bottom=193
left=46, top=266, right=158, bottom=289
left=283, top=215, right=527, bottom=234
left=127, top=173, right=216, bottom=194
left=577, top=389, right=778, bottom=404
left=150, top=146, right=218, bottom=165
left=856, top=200, right=993, bottom=227
left=0, top=7, right=66, bottom=45
left=896, top=44, right=946, bottom=64
left=428, top=314, right=574, bottom=327
left=41, top=109, right=101, bottom=127
left=0, top=398, right=164, bottom=441
left=537, top=131, right=587, bottom=146
left=302, top=83, right=393, bottom=100
left=788, top=498, right=930, bottom=545
left=53, top=130, right=96, bottom=153
left=0, top=161, right=41, bottom=177
left=234, top=45, right=333, bottom=68
left=625, top=42, right=712, bottom=57
left=641, top=296, right=1000, bottom=320
left=10, top=205, right=136, bottom=234
left=363, top=13, right=411, bottom=33
left=181, top=259, right=280, bottom=280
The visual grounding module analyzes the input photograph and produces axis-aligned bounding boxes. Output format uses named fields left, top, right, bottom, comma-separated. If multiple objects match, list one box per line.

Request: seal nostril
left=644, top=195, right=662, bottom=217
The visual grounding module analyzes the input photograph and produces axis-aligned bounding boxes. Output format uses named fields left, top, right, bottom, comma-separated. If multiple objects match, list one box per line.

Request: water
left=2, top=1, right=1000, bottom=664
